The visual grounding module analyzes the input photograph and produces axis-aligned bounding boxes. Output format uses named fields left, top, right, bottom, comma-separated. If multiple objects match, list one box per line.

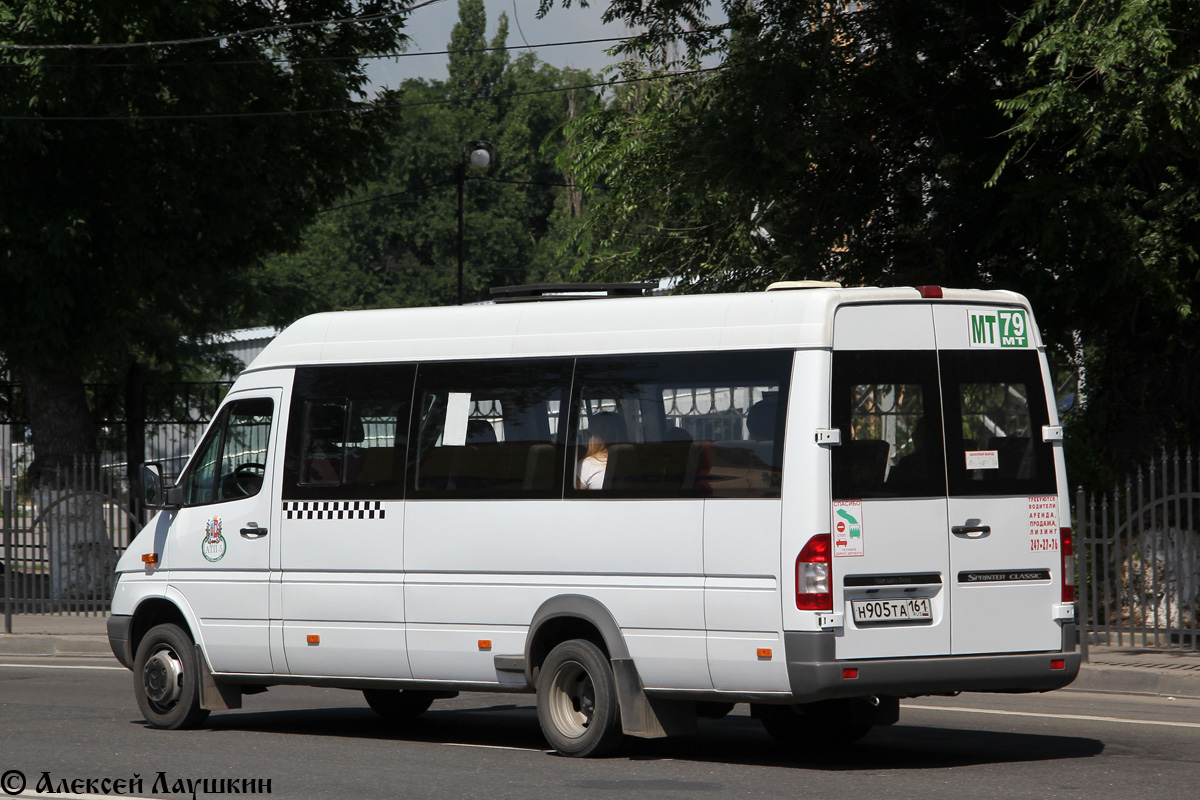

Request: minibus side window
left=282, top=365, right=414, bottom=501
left=568, top=350, right=793, bottom=499
left=183, top=397, right=274, bottom=506
left=831, top=351, right=946, bottom=499
left=300, top=401, right=348, bottom=486
left=939, top=350, right=1056, bottom=496
left=409, top=359, right=572, bottom=499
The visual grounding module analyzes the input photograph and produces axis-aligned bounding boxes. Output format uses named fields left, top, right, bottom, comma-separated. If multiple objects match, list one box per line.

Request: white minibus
left=109, top=283, right=1079, bottom=756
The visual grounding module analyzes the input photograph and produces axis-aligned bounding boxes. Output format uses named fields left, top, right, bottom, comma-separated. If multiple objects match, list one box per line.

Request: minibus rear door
left=830, top=304, right=952, bottom=660
left=932, top=304, right=1065, bottom=654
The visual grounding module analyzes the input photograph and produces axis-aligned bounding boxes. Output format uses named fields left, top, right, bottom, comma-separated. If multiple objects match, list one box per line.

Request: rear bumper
left=784, top=627, right=1080, bottom=702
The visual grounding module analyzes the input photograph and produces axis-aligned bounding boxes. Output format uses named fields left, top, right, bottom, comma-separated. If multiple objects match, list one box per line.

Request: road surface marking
left=443, top=743, right=547, bottom=752
left=0, top=662, right=125, bottom=672
left=904, top=703, right=1200, bottom=729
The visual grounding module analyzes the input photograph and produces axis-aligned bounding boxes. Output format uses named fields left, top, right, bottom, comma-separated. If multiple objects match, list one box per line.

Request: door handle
left=952, top=523, right=991, bottom=538
left=240, top=522, right=269, bottom=538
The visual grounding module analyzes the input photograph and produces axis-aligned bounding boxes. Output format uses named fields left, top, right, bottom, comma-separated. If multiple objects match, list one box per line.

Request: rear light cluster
left=796, top=534, right=832, bottom=610
left=1060, top=526, right=1075, bottom=603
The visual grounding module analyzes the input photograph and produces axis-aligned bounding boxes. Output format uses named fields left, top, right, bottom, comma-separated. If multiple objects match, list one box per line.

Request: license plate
left=851, top=597, right=933, bottom=625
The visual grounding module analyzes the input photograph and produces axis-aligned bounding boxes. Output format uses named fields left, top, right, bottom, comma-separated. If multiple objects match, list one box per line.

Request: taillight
left=796, top=534, right=832, bottom=610
left=917, top=285, right=944, bottom=298
left=1060, top=526, right=1075, bottom=603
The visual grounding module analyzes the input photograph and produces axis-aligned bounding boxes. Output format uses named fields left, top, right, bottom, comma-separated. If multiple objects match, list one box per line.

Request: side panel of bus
left=255, top=350, right=798, bottom=691
left=275, top=365, right=412, bottom=679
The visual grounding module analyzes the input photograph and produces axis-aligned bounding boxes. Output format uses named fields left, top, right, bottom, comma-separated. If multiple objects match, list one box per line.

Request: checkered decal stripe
left=283, top=501, right=385, bottom=520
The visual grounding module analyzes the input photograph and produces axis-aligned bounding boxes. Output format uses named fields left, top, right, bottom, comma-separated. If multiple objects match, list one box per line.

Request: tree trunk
left=17, top=365, right=116, bottom=602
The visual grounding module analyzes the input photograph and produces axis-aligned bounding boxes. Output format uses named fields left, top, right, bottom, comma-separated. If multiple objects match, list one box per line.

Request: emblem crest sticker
left=202, top=517, right=227, bottom=562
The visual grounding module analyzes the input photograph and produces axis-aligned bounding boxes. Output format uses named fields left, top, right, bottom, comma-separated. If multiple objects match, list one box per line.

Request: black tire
left=754, top=700, right=871, bottom=746
left=133, top=623, right=210, bottom=730
left=536, top=639, right=624, bottom=757
left=362, top=689, right=436, bottom=720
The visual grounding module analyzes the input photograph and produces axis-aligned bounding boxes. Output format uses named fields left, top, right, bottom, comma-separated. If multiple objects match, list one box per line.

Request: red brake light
left=796, top=534, right=832, bottom=611
left=1060, top=527, right=1075, bottom=603
left=917, top=285, right=944, bottom=298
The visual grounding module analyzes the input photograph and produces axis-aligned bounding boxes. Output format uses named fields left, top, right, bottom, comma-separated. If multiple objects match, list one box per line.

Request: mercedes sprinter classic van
left=109, top=284, right=1079, bottom=756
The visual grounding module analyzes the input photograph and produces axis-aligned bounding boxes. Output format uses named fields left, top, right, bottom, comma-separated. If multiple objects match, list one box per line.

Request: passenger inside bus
left=576, top=411, right=626, bottom=490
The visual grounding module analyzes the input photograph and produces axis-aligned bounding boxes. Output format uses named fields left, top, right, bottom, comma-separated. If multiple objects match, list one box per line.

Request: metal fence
left=1, top=380, right=230, bottom=627
left=1076, top=447, right=1200, bottom=658
left=2, top=457, right=140, bottom=629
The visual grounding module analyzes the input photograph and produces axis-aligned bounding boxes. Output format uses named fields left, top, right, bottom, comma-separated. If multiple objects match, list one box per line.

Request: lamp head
left=463, top=139, right=496, bottom=171
left=469, top=148, right=492, bottom=169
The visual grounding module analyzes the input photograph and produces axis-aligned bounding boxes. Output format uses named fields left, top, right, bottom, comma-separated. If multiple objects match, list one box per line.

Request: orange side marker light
left=307, top=634, right=320, bottom=645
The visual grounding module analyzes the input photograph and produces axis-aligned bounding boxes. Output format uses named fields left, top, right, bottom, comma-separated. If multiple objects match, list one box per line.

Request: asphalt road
left=2, top=656, right=1198, bottom=800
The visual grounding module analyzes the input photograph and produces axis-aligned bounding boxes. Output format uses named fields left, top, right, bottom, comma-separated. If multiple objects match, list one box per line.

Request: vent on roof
left=489, top=282, right=657, bottom=303
left=765, top=280, right=842, bottom=292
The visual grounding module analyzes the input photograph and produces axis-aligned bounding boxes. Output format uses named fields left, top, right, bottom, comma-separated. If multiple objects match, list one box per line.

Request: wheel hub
left=549, top=661, right=595, bottom=738
left=143, top=649, right=184, bottom=707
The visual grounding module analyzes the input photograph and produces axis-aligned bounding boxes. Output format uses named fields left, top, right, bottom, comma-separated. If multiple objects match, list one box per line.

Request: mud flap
left=611, top=657, right=697, bottom=739
left=197, top=645, right=242, bottom=711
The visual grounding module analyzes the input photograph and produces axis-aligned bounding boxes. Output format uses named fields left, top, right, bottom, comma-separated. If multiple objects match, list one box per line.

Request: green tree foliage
left=264, top=0, right=599, bottom=313
left=557, top=2, right=1038, bottom=290
left=549, top=0, right=1200, bottom=486
left=996, top=0, right=1200, bottom=486
left=0, top=0, right=411, bottom=474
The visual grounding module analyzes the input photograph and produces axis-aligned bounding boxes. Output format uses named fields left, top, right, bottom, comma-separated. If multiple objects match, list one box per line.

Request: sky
left=366, top=0, right=626, bottom=91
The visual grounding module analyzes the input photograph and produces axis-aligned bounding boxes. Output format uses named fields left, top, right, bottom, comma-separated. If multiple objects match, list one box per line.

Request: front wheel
left=536, top=639, right=624, bottom=757
left=133, top=623, right=210, bottom=730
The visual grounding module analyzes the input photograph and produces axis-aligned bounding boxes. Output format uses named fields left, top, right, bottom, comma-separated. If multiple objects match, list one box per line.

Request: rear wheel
left=134, top=623, right=210, bottom=730
left=362, top=689, right=436, bottom=720
left=754, top=699, right=873, bottom=746
left=536, top=639, right=624, bottom=757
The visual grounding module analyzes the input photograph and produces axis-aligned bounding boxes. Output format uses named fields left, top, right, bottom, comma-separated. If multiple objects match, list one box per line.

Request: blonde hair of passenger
left=585, top=433, right=609, bottom=460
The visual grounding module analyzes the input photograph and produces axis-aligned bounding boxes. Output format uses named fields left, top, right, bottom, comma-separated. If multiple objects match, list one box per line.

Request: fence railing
left=2, top=380, right=230, bottom=628
left=1076, top=447, right=1200, bottom=658
left=2, top=457, right=142, bottom=630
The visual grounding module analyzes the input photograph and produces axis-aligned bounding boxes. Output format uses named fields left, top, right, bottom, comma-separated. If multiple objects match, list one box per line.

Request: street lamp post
left=456, top=139, right=496, bottom=306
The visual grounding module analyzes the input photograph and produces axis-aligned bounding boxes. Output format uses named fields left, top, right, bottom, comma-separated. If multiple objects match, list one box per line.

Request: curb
left=1070, top=662, right=1200, bottom=700
left=0, top=635, right=115, bottom=658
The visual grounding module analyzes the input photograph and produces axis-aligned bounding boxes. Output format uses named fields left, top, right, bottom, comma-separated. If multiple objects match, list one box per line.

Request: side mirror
left=141, top=463, right=181, bottom=510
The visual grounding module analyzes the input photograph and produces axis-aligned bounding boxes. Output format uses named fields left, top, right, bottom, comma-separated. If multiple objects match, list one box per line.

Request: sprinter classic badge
left=201, top=517, right=227, bottom=562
